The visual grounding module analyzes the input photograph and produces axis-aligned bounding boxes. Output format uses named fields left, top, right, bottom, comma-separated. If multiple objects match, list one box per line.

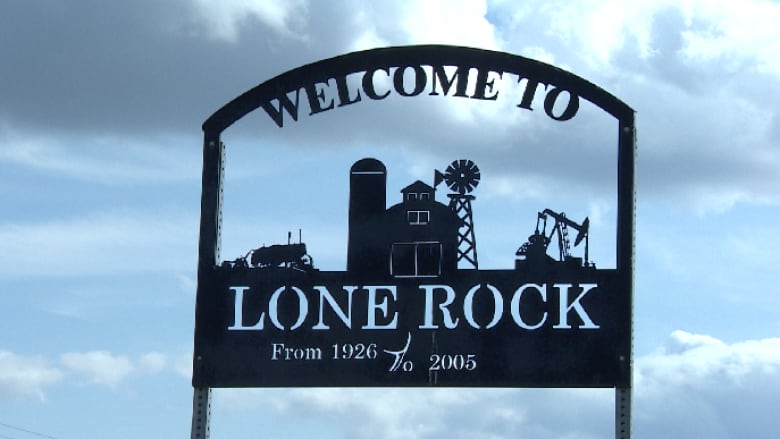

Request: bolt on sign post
left=191, top=45, right=635, bottom=439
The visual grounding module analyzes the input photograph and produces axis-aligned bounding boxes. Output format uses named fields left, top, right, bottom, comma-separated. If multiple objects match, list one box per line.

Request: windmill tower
left=436, top=159, right=480, bottom=269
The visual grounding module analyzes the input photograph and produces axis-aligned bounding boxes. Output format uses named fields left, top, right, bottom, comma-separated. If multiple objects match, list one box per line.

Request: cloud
left=1, top=0, right=779, bottom=211
left=173, top=352, right=195, bottom=380
left=0, top=134, right=200, bottom=184
left=60, top=351, right=135, bottom=388
left=191, top=0, right=309, bottom=42
left=216, top=387, right=611, bottom=439
left=0, top=0, right=297, bottom=136
left=59, top=351, right=177, bottom=389
left=397, top=0, right=498, bottom=49
left=488, top=0, right=780, bottom=212
left=635, top=331, right=780, bottom=438
left=677, top=0, right=780, bottom=77
left=0, top=351, right=63, bottom=400
left=138, top=352, right=168, bottom=374
left=0, top=210, right=197, bottom=277
left=213, top=331, right=780, bottom=439
left=0, top=348, right=187, bottom=404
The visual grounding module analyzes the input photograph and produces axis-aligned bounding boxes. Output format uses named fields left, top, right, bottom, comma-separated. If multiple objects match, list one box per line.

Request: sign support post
left=616, top=387, right=632, bottom=439
left=191, top=138, right=224, bottom=439
left=615, top=116, right=636, bottom=439
left=190, top=387, right=212, bottom=439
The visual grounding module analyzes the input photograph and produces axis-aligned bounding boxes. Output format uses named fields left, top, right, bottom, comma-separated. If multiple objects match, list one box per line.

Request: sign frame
left=190, top=45, right=635, bottom=439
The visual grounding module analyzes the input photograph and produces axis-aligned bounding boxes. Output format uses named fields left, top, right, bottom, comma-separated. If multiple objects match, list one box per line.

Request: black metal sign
left=192, top=45, right=634, bottom=389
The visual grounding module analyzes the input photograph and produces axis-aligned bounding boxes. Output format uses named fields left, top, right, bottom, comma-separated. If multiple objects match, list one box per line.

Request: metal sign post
left=615, top=117, right=636, bottom=439
left=190, top=45, right=635, bottom=437
left=191, top=139, right=223, bottom=439
left=190, top=387, right=211, bottom=439
left=617, top=387, right=632, bottom=439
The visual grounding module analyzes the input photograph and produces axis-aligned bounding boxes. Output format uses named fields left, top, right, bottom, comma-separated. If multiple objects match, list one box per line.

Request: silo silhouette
left=347, top=158, right=387, bottom=274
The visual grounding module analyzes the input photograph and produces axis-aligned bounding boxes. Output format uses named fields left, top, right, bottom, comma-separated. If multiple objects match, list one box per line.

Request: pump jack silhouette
left=515, top=209, right=592, bottom=269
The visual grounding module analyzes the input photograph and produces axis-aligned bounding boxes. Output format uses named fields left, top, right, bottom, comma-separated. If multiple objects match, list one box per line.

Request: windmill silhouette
left=435, top=159, right=480, bottom=269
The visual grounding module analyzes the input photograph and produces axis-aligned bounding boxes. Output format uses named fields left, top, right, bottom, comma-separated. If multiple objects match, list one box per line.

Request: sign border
left=191, top=44, right=635, bottom=438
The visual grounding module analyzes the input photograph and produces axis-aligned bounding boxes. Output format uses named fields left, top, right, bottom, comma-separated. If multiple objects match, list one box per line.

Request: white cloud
left=0, top=351, right=63, bottom=400
left=635, top=331, right=780, bottom=438
left=216, top=387, right=613, bottom=439
left=0, top=135, right=200, bottom=185
left=2, top=0, right=777, bottom=214
left=639, top=331, right=780, bottom=387
left=59, top=350, right=179, bottom=389
left=191, top=0, right=308, bottom=42
left=173, top=352, right=194, bottom=380
left=4, top=331, right=777, bottom=437
left=346, top=1, right=498, bottom=52
left=482, top=0, right=780, bottom=213
left=398, top=0, right=498, bottom=49
left=677, top=0, right=780, bottom=76
left=138, top=352, right=168, bottom=374
left=60, top=351, right=135, bottom=388
left=495, top=0, right=780, bottom=77
left=0, top=210, right=197, bottom=277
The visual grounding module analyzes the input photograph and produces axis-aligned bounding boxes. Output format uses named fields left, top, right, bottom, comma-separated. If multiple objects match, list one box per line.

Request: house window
left=420, top=192, right=430, bottom=200
left=391, top=242, right=442, bottom=277
left=407, top=193, right=417, bottom=201
left=407, top=210, right=430, bottom=225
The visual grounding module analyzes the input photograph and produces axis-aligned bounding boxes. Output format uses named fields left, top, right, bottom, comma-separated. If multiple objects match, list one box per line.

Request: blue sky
left=1, top=1, right=779, bottom=438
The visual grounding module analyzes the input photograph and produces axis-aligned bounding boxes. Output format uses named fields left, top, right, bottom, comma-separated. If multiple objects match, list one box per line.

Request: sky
left=1, top=0, right=779, bottom=438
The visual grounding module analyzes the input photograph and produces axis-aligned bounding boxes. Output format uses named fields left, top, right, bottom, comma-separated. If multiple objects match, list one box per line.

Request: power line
left=0, top=422, right=57, bottom=439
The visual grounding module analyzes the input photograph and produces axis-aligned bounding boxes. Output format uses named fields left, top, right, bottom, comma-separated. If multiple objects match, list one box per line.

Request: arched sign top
left=202, top=44, right=634, bottom=136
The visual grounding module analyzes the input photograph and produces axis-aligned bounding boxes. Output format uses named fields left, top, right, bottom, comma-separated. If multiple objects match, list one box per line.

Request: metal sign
left=194, top=157, right=630, bottom=388
left=191, top=43, right=634, bottom=437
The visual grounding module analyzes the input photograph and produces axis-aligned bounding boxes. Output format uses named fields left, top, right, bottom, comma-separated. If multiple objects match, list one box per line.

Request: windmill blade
left=443, top=159, right=480, bottom=194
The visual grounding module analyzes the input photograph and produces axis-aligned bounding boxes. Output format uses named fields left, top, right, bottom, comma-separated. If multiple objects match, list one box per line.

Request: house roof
left=401, top=180, right=434, bottom=194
